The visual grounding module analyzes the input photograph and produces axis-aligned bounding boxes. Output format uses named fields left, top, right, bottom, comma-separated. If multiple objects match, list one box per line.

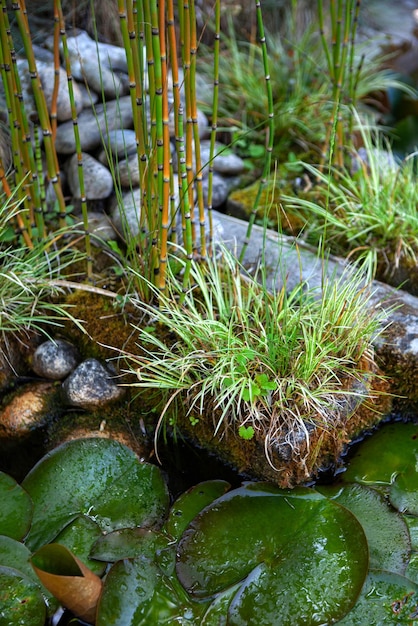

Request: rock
left=62, top=358, right=125, bottom=409
left=202, top=172, right=239, bottom=208
left=32, top=339, right=80, bottom=380
left=38, top=61, right=84, bottom=121
left=87, top=211, right=117, bottom=241
left=66, top=152, right=114, bottom=199
left=50, top=31, right=128, bottom=99
left=16, top=59, right=84, bottom=122
left=168, top=107, right=209, bottom=139
left=55, top=96, right=133, bottom=154
left=100, top=128, right=138, bottom=160
left=0, top=382, right=58, bottom=435
left=116, top=153, right=140, bottom=187
left=199, top=140, right=246, bottom=176
left=110, top=188, right=142, bottom=238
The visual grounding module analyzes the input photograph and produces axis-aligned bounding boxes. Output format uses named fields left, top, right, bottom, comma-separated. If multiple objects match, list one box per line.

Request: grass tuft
left=123, top=244, right=384, bottom=471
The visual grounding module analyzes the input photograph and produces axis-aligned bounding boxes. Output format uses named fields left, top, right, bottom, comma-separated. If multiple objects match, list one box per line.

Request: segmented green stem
left=13, top=0, right=67, bottom=230
left=239, top=0, right=274, bottom=263
left=55, top=0, right=93, bottom=281
left=206, top=0, right=221, bottom=257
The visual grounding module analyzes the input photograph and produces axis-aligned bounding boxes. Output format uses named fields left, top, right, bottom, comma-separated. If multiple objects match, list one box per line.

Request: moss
left=60, top=290, right=140, bottom=363
left=227, top=178, right=306, bottom=236
left=171, top=366, right=392, bottom=489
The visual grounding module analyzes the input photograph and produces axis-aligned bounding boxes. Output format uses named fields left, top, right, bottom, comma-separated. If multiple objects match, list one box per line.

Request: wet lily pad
left=343, top=422, right=418, bottom=486
left=55, top=514, right=106, bottom=576
left=166, top=480, right=231, bottom=540
left=0, top=471, right=33, bottom=540
left=319, top=483, right=410, bottom=574
left=91, top=527, right=175, bottom=575
left=390, top=467, right=418, bottom=515
left=96, top=557, right=209, bottom=625
left=0, top=536, right=59, bottom=616
left=337, top=570, right=418, bottom=625
left=0, top=565, right=47, bottom=626
left=176, top=483, right=368, bottom=625
left=22, top=438, right=169, bottom=552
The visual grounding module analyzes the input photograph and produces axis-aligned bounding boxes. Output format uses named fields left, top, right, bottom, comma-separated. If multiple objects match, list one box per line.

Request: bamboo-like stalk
left=176, top=105, right=194, bottom=303
left=118, top=0, right=148, bottom=272
left=54, top=0, right=93, bottom=281
left=188, top=0, right=206, bottom=260
left=179, top=0, right=197, bottom=249
left=239, top=0, right=274, bottom=263
left=206, top=0, right=221, bottom=257
left=13, top=0, right=67, bottom=231
left=0, top=2, right=35, bottom=245
left=50, top=3, right=61, bottom=141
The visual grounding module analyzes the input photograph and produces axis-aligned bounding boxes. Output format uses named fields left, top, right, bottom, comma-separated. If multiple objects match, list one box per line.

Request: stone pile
left=14, top=32, right=246, bottom=242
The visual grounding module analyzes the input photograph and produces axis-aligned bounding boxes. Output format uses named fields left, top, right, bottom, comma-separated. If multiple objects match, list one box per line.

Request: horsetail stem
left=13, top=0, right=67, bottom=232
left=54, top=0, right=93, bottom=281
left=206, top=0, right=221, bottom=257
left=239, top=0, right=274, bottom=263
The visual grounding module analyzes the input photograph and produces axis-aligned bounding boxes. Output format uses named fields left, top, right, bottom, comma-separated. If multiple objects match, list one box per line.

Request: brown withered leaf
left=31, top=543, right=103, bottom=624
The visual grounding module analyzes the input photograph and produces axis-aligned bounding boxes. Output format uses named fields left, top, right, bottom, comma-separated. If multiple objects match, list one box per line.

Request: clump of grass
left=0, top=193, right=85, bottom=338
left=123, top=245, right=383, bottom=472
left=282, top=116, right=418, bottom=273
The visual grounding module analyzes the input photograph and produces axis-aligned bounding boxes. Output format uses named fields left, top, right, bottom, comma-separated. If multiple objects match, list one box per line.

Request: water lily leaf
left=343, top=422, right=418, bottom=486
left=0, top=471, right=33, bottom=540
left=91, top=528, right=175, bottom=575
left=0, top=535, right=59, bottom=616
left=55, top=514, right=106, bottom=576
left=0, top=565, right=46, bottom=626
left=31, top=543, right=103, bottom=624
left=176, top=484, right=368, bottom=625
left=0, top=535, right=36, bottom=581
left=166, top=480, right=231, bottom=540
left=337, top=570, right=418, bottom=625
left=96, top=557, right=209, bottom=626
left=390, top=467, right=418, bottom=515
left=319, top=483, right=410, bottom=574
left=22, top=437, right=169, bottom=551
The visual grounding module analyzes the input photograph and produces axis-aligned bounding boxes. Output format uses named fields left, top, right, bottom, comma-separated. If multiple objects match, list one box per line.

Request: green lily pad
left=22, top=438, right=169, bottom=552
left=0, top=535, right=35, bottom=581
left=96, top=557, right=209, bottom=625
left=336, top=570, right=418, bottom=625
left=0, top=536, right=59, bottom=615
left=91, top=528, right=175, bottom=575
left=176, top=483, right=368, bottom=625
left=343, top=422, right=418, bottom=486
left=0, top=565, right=46, bottom=626
left=390, top=467, right=418, bottom=515
left=55, top=514, right=106, bottom=576
left=0, top=471, right=33, bottom=541
left=405, top=553, right=418, bottom=585
left=166, top=480, right=231, bottom=540
left=319, top=483, right=410, bottom=574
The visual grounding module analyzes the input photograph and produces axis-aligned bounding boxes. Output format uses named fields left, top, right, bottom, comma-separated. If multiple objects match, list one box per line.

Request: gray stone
left=66, top=152, right=114, bottom=199
left=49, top=31, right=128, bottom=99
left=199, top=140, right=246, bottom=176
left=110, top=188, right=142, bottom=238
left=202, top=172, right=239, bottom=208
left=37, top=61, right=84, bottom=122
left=32, top=339, right=80, bottom=380
left=87, top=211, right=117, bottom=241
left=101, top=129, right=138, bottom=160
left=62, top=358, right=125, bottom=409
left=55, top=96, right=134, bottom=154
left=16, top=59, right=84, bottom=122
left=116, top=153, right=140, bottom=187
